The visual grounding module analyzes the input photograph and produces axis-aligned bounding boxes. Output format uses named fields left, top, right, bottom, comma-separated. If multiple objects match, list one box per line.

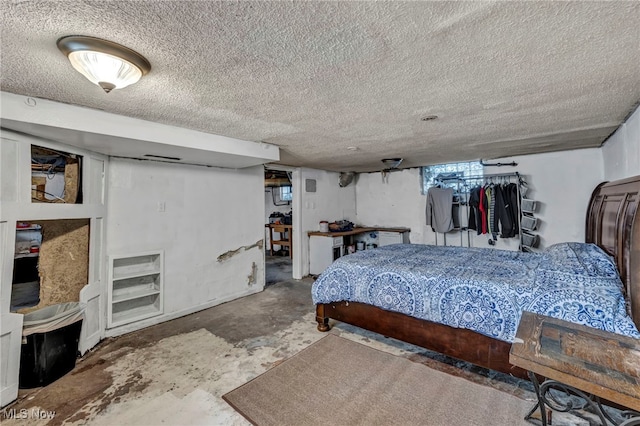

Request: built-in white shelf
left=112, top=287, right=161, bottom=304
left=108, top=251, right=163, bottom=328
left=113, top=269, right=161, bottom=282
left=112, top=253, right=161, bottom=280
left=112, top=302, right=161, bottom=326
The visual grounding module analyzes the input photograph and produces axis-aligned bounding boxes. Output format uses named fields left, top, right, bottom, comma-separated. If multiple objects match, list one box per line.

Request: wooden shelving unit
left=108, top=251, right=163, bottom=328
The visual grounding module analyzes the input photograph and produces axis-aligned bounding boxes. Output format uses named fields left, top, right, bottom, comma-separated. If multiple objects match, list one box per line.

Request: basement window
left=422, top=161, right=483, bottom=193
left=31, top=146, right=83, bottom=204
left=280, top=186, right=293, bottom=201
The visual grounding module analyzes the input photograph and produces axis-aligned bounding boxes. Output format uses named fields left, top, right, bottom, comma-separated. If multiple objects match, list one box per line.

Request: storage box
left=521, top=199, right=537, bottom=213
left=19, top=303, right=84, bottom=388
left=522, top=232, right=540, bottom=248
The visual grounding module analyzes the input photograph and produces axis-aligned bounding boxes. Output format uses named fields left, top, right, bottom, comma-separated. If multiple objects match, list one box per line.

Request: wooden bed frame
left=316, top=175, right=640, bottom=380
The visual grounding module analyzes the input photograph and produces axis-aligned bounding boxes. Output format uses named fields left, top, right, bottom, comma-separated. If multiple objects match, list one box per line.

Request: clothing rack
left=435, top=172, right=525, bottom=185
left=431, top=172, right=534, bottom=250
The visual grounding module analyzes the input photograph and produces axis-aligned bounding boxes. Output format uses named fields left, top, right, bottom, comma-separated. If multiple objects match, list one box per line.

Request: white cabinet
left=309, top=228, right=410, bottom=275
left=108, top=251, right=163, bottom=328
left=310, top=236, right=343, bottom=275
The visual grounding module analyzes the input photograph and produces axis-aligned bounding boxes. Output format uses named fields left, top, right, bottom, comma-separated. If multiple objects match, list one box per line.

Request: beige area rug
left=223, top=334, right=531, bottom=426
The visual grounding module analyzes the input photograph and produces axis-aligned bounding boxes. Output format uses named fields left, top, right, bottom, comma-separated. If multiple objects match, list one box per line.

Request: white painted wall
left=355, top=148, right=603, bottom=251
left=106, top=158, right=265, bottom=335
left=355, top=169, right=428, bottom=244
left=602, top=106, right=640, bottom=181
left=298, top=168, right=356, bottom=277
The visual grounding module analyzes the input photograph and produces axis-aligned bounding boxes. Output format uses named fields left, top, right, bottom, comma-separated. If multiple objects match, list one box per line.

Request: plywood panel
left=18, top=219, right=89, bottom=313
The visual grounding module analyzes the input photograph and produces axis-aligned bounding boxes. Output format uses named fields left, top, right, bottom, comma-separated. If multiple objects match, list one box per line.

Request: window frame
left=279, top=185, right=293, bottom=202
left=421, top=160, right=483, bottom=193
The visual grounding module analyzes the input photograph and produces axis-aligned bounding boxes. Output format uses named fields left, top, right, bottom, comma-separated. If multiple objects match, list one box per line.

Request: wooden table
left=510, top=312, right=640, bottom=426
left=266, top=224, right=292, bottom=258
left=307, top=227, right=410, bottom=275
left=307, top=226, right=410, bottom=237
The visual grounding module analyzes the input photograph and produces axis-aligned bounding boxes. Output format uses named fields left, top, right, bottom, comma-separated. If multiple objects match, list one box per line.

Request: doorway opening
left=264, top=168, right=293, bottom=286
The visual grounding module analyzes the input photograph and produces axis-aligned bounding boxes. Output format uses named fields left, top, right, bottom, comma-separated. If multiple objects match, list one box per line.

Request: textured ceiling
left=1, top=1, right=639, bottom=172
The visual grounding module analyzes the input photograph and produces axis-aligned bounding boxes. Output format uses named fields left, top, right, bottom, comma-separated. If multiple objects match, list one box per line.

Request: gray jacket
left=426, top=187, right=454, bottom=233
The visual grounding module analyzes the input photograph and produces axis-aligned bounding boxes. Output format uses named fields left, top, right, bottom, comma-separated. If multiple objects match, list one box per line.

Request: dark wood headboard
left=586, top=175, right=640, bottom=329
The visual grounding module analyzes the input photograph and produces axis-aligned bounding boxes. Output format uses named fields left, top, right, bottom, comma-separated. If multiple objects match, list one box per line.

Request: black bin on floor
left=19, top=302, right=85, bottom=388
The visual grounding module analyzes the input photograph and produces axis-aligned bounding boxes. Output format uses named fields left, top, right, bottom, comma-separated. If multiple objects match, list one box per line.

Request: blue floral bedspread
left=312, top=242, right=640, bottom=342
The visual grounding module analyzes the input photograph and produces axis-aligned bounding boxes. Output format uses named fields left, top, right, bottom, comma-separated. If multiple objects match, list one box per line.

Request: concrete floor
left=3, top=271, right=608, bottom=426
left=5, top=279, right=319, bottom=426
left=265, top=255, right=292, bottom=286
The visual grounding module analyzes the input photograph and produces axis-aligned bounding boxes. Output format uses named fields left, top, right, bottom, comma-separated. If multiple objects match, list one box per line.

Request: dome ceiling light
left=57, top=36, right=151, bottom=93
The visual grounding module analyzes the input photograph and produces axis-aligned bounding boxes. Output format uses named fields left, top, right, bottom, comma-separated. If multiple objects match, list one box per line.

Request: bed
left=313, top=175, right=640, bottom=379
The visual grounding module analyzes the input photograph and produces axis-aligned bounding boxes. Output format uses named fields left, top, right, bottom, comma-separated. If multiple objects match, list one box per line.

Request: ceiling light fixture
left=57, top=35, right=151, bottom=93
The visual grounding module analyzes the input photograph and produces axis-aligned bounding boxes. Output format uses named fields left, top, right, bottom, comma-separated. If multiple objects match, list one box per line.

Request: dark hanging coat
left=468, top=186, right=481, bottom=234
left=495, top=184, right=516, bottom=238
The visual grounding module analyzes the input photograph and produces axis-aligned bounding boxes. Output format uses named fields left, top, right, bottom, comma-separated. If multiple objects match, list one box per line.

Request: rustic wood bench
left=510, top=311, right=640, bottom=426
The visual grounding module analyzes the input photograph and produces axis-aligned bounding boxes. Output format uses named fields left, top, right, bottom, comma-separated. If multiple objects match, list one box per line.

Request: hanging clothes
left=495, top=184, right=516, bottom=238
left=486, top=184, right=497, bottom=240
left=426, top=186, right=455, bottom=233
left=478, top=186, right=488, bottom=235
left=507, top=183, right=520, bottom=235
left=468, top=186, right=481, bottom=233
left=428, top=174, right=524, bottom=246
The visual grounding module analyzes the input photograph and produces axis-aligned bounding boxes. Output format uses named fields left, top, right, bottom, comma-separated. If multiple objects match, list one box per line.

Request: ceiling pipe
left=480, top=159, right=518, bottom=167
